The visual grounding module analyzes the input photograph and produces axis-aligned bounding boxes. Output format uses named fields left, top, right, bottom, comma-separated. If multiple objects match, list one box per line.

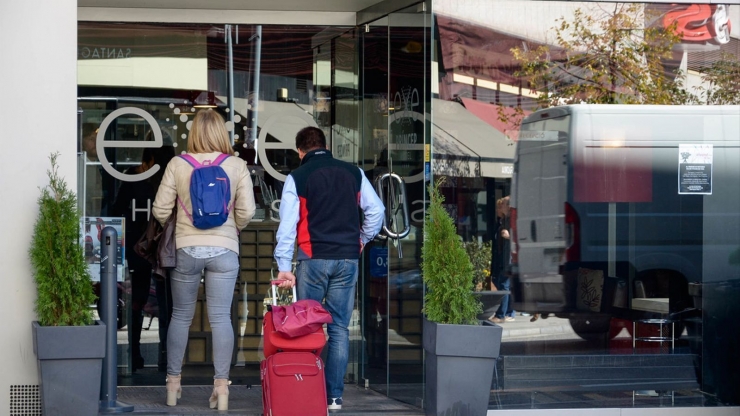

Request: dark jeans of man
left=296, top=258, right=359, bottom=400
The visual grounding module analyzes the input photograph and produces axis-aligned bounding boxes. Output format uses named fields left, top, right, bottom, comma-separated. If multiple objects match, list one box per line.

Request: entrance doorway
left=76, top=6, right=431, bottom=402
left=356, top=4, right=429, bottom=406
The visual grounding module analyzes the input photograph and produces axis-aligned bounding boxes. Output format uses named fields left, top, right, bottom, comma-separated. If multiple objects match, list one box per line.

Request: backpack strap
left=179, top=153, right=230, bottom=167
left=177, top=196, right=194, bottom=224
left=179, top=154, right=201, bottom=168
left=211, top=153, right=230, bottom=166
left=176, top=154, right=200, bottom=222
left=211, top=154, right=233, bottom=215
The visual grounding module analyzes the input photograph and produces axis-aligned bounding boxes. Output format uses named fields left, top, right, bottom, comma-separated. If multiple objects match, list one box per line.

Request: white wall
left=0, top=0, right=78, bottom=412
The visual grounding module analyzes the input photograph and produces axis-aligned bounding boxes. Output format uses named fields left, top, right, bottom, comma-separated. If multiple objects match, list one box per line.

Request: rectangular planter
left=474, top=290, right=511, bottom=321
left=32, top=320, right=106, bottom=416
left=423, top=317, right=502, bottom=416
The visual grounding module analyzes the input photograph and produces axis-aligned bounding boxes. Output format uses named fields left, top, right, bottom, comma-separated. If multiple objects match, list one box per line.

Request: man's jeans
left=296, top=259, right=358, bottom=399
left=494, top=272, right=516, bottom=319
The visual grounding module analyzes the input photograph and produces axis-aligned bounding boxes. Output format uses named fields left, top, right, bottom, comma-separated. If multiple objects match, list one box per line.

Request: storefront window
left=431, top=0, right=740, bottom=408
left=77, top=22, right=346, bottom=382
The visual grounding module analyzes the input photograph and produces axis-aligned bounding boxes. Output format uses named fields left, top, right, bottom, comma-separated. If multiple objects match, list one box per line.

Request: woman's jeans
left=167, top=249, right=239, bottom=379
left=296, top=259, right=358, bottom=399
left=495, top=272, right=516, bottom=319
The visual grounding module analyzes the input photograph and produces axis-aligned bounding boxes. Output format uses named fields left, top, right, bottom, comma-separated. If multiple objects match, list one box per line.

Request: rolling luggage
left=263, top=282, right=327, bottom=358
left=262, top=282, right=329, bottom=416
left=261, top=352, right=328, bottom=416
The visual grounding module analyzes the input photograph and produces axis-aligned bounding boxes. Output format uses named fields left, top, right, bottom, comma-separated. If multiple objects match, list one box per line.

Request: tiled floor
left=115, top=384, right=423, bottom=415
left=116, top=383, right=726, bottom=416
left=114, top=313, right=727, bottom=414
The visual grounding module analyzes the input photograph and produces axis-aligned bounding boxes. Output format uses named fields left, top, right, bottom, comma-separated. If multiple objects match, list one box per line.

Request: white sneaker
left=328, top=397, right=343, bottom=410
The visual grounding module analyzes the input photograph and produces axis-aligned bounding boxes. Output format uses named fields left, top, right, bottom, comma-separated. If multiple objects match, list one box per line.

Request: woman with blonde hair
left=490, top=196, right=515, bottom=323
left=153, top=109, right=256, bottom=410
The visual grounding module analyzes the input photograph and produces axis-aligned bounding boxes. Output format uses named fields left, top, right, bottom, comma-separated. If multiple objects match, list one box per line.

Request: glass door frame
left=357, top=1, right=431, bottom=406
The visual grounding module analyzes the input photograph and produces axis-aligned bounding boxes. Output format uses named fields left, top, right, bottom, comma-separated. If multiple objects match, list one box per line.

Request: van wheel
left=569, top=316, right=612, bottom=340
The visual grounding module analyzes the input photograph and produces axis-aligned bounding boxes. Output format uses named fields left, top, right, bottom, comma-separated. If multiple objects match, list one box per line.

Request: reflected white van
left=510, top=105, right=740, bottom=339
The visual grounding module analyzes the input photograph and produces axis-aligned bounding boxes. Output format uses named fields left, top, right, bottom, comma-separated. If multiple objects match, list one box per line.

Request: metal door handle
left=374, top=173, right=411, bottom=240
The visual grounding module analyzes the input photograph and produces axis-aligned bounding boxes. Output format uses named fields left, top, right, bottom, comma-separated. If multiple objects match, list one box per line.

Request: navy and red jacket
left=274, top=149, right=384, bottom=271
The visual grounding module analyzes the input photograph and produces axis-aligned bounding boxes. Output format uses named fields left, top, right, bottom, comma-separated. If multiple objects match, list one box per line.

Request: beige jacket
left=153, top=152, right=256, bottom=253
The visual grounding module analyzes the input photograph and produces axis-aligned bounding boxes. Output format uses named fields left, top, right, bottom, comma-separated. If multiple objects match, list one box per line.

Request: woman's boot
left=165, top=374, right=181, bottom=406
left=209, top=378, right=231, bottom=410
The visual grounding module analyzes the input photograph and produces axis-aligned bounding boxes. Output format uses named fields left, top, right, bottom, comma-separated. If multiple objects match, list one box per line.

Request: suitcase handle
left=270, top=280, right=297, bottom=306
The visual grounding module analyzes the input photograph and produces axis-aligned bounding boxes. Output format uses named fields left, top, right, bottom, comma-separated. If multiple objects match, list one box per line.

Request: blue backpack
left=177, top=153, right=232, bottom=229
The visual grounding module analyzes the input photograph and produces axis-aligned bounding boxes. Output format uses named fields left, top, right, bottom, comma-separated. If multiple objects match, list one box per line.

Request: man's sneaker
left=488, top=316, right=506, bottom=323
left=328, top=397, right=343, bottom=410
left=504, top=316, right=516, bottom=322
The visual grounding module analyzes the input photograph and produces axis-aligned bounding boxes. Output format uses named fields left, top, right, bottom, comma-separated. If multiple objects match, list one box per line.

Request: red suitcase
left=263, top=283, right=326, bottom=358
left=261, top=352, right=328, bottom=416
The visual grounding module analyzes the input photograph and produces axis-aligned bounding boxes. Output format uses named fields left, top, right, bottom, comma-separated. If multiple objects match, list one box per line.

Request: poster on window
left=80, top=217, right=125, bottom=282
left=678, top=144, right=713, bottom=195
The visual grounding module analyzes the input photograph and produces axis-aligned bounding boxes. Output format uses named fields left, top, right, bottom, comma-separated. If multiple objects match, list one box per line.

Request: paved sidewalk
left=493, top=314, right=578, bottom=341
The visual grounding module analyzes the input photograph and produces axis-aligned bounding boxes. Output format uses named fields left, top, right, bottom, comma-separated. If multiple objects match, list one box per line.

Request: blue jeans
left=495, top=272, right=516, bottom=319
left=167, top=249, right=239, bottom=379
left=296, top=259, right=358, bottom=399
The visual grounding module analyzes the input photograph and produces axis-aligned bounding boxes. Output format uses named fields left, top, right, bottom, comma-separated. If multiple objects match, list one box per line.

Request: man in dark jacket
left=274, top=127, right=384, bottom=410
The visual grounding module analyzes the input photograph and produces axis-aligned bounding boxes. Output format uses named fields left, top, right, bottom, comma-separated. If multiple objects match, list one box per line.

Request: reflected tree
left=499, top=3, right=740, bottom=129
left=692, top=52, right=740, bottom=105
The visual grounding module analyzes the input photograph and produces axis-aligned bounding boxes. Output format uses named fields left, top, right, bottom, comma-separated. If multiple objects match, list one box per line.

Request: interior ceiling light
left=192, top=91, right=218, bottom=108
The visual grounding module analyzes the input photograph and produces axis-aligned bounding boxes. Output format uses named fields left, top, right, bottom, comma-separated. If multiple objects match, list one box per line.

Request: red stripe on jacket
left=297, top=196, right=312, bottom=258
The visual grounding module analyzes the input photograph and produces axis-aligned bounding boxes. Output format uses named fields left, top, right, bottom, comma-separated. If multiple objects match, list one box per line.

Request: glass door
left=360, top=2, right=430, bottom=406
left=359, top=16, right=391, bottom=397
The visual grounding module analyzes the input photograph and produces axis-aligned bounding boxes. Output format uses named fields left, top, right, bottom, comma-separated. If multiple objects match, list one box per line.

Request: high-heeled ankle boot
left=165, top=374, right=182, bottom=406
left=209, top=378, right=231, bottom=410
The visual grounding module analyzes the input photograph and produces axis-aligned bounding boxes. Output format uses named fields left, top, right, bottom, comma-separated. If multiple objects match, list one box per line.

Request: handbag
left=158, top=209, right=177, bottom=270
left=134, top=208, right=177, bottom=280
left=270, top=297, right=333, bottom=338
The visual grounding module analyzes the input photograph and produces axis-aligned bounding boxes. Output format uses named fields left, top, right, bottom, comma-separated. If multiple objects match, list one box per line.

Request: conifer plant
left=30, top=153, right=95, bottom=326
left=422, top=179, right=482, bottom=325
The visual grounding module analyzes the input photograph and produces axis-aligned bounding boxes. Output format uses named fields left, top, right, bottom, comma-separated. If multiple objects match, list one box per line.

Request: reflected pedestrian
left=489, top=196, right=515, bottom=323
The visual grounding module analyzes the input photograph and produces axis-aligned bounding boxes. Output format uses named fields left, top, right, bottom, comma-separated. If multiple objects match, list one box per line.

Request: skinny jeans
left=167, top=249, right=238, bottom=379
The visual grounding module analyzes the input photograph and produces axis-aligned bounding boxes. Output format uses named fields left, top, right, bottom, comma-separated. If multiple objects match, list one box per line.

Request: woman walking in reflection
left=153, top=109, right=255, bottom=410
left=490, top=196, right=516, bottom=323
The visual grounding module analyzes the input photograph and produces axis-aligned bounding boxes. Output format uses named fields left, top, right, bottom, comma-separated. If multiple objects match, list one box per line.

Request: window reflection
left=432, top=0, right=740, bottom=407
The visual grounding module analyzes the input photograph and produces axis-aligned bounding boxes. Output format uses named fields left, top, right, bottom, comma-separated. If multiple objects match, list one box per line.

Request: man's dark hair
left=295, top=127, right=326, bottom=152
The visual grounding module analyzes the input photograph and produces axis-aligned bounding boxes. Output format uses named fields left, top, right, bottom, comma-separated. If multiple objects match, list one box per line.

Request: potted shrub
left=465, top=240, right=511, bottom=321
left=30, top=153, right=106, bottom=416
left=422, top=179, right=502, bottom=416
left=465, top=241, right=492, bottom=292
